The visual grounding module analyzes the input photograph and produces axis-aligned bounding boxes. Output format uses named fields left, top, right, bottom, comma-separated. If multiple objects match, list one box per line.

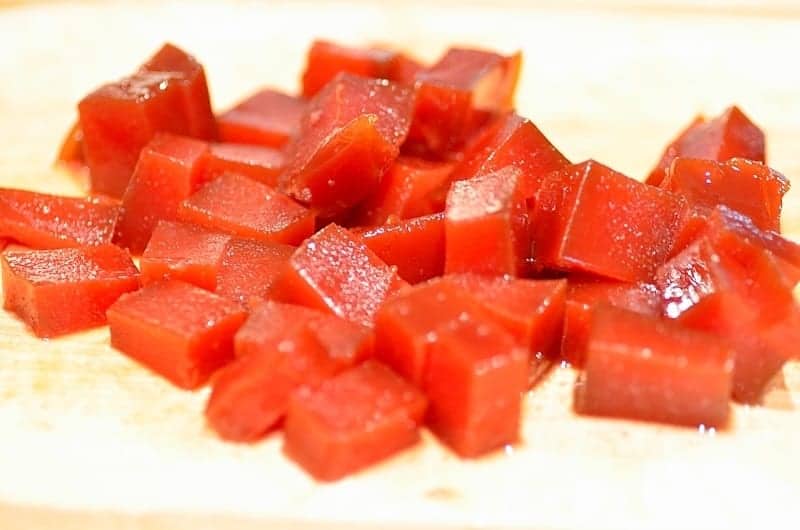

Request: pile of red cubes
left=1, top=40, right=797, bottom=481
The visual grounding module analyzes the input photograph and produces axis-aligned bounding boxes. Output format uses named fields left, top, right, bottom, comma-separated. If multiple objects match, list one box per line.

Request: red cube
left=450, top=112, right=569, bottom=199
left=301, top=40, right=422, bottom=97
left=442, top=274, right=567, bottom=358
left=374, top=280, right=491, bottom=385
left=78, top=71, right=192, bottom=198
left=284, top=360, right=427, bottom=481
left=217, top=88, right=306, bottom=148
left=406, top=48, right=521, bottom=156
left=532, top=160, right=685, bottom=281
left=575, top=305, right=733, bottom=427
left=445, top=167, right=529, bottom=276
left=107, top=280, right=246, bottom=389
left=274, top=223, right=404, bottom=327
left=201, top=143, right=285, bottom=188
left=353, top=156, right=454, bottom=225
left=178, top=173, right=315, bottom=245
left=646, top=106, right=765, bottom=186
left=355, top=213, right=445, bottom=284
left=115, top=133, right=210, bottom=254
left=0, top=189, right=119, bottom=249
left=656, top=219, right=799, bottom=402
left=425, top=318, right=529, bottom=457
left=281, top=73, right=414, bottom=218
left=2, top=245, right=139, bottom=337
left=140, top=43, right=217, bottom=140
left=140, top=220, right=232, bottom=290
left=662, top=157, right=788, bottom=232
left=215, top=238, right=294, bottom=308
left=561, top=280, right=661, bottom=367
left=206, top=301, right=372, bottom=441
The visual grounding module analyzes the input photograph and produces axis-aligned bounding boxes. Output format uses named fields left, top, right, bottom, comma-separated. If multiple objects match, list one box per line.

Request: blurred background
left=1, top=0, right=799, bottom=201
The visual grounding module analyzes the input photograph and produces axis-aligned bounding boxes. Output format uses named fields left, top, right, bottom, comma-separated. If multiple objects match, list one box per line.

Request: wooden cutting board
left=1, top=2, right=799, bottom=529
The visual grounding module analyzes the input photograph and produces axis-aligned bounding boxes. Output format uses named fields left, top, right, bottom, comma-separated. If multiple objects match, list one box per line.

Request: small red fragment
left=531, top=160, right=685, bottom=281
left=274, top=223, right=404, bottom=327
left=115, top=133, right=210, bottom=254
left=0, top=189, right=119, bottom=249
left=645, top=106, right=765, bottom=186
left=281, top=73, right=414, bottom=217
left=107, top=280, right=246, bottom=390
left=425, top=317, right=528, bottom=457
left=575, top=305, right=733, bottom=427
left=140, top=220, right=232, bottom=290
left=178, top=173, right=315, bottom=245
left=284, top=360, right=427, bottom=481
left=355, top=213, right=445, bottom=284
left=2, top=245, right=139, bottom=337
left=445, top=166, right=529, bottom=276
left=217, top=88, right=306, bottom=148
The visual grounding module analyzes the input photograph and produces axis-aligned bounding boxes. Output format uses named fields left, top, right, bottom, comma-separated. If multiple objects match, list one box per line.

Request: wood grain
left=1, top=2, right=799, bottom=529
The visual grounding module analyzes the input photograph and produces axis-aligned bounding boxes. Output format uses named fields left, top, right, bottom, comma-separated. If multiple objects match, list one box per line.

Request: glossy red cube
left=275, top=223, right=403, bottom=327
left=353, top=157, right=454, bottom=225
left=115, top=133, right=210, bottom=254
left=215, top=238, right=294, bottom=308
left=645, top=106, right=765, bottom=186
left=107, top=280, right=246, bottom=389
left=425, top=317, right=528, bottom=457
left=355, top=213, right=445, bottom=284
left=405, top=48, right=521, bottom=156
left=2, top=245, right=139, bottom=338
left=442, top=274, right=567, bottom=358
left=78, top=71, right=191, bottom=198
left=449, top=112, right=570, bottom=199
left=284, top=360, right=427, bottom=481
left=532, top=160, right=685, bottom=281
left=560, top=279, right=661, bottom=367
left=178, top=174, right=314, bottom=245
left=662, top=158, right=788, bottom=232
left=575, top=305, right=733, bottom=427
left=374, top=280, right=490, bottom=385
left=0, top=189, right=119, bottom=249
left=217, top=88, right=306, bottom=148
left=301, top=40, right=422, bottom=97
left=445, top=167, right=529, bottom=276
left=140, top=43, right=217, bottom=140
left=281, top=73, right=414, bottom=217
left=201, top=143, right=285, bottom=187
left=140, top=221, right=232, bottom=290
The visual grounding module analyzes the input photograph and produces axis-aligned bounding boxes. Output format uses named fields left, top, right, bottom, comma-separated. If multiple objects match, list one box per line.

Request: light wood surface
left=1, top=2, right=800, bottom=529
